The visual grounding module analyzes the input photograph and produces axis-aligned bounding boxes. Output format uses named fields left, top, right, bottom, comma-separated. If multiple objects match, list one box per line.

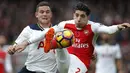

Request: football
left=55, top=29, right=75, bottom=48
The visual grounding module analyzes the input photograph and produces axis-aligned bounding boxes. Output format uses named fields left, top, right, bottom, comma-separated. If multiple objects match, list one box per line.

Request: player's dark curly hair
left=74, top=2, right=91, bottom=16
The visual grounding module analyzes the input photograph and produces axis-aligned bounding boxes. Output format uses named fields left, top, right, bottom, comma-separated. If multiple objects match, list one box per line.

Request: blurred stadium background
left=0, top=0, right=130, bottom=73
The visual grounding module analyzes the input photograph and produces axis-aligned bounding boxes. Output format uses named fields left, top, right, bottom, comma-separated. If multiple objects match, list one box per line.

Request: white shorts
left=68, top=54, right=88, bottom=73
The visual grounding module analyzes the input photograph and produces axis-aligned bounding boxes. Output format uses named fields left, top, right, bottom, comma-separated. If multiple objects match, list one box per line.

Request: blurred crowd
left=0, top=0, right=130, bottom=73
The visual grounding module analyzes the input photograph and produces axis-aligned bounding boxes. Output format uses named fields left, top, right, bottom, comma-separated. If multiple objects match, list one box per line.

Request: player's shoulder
left=59, top=20, right=75, bottom=25
left=88, top=20, right=94, bottom=24
left=88, top=20, right=101, bottom=25
left=88, top=20, right=103, bottom=30
left=27, top=24, right=43, bottom=31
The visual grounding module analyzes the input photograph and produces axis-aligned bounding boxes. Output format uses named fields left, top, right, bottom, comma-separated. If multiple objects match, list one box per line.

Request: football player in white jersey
left=95, top=33, right=124, bottom=73
left=7, top=1, right=58, bottom=73
left=8, top=2, right=130, bottom=73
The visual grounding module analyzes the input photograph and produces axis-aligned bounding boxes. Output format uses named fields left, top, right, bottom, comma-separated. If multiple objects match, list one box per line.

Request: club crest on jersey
left=84, top=30, right=89, bottom=35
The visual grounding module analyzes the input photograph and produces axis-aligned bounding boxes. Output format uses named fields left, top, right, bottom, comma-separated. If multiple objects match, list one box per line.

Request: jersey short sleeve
left=15, top=26, right=32, bottom=44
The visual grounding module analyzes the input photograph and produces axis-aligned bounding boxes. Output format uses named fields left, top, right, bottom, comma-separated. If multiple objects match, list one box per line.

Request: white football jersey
left=95, top=44, right=122, bottom=73
left=15, top=24, right=57, bottom=73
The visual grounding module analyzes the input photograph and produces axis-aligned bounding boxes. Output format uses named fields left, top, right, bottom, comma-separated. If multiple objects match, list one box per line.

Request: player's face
left=73, top=10, right=88, bottom=28
left=35, top=6, right=52, bottom=25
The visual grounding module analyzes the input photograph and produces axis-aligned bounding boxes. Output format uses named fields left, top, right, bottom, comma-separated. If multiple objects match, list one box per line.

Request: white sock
left=55, top=48, right=70, bottom=73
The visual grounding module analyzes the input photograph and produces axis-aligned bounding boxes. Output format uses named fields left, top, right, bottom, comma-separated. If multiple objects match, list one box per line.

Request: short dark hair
left=36, top=1, right=52, bottom=11
left=74, top=2, right=91, bottom=16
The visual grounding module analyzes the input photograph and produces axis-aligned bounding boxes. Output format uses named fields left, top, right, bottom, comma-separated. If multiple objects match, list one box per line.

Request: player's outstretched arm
left=8, top=40, right=30, bottom=55
left=27, top=25, right=59, bottom=44
left=97, top=23, right=130, bottom=34
left=27, top=21, right=66, bottom=44
left=117, top=23, right=130, bottom=30
left=25, top=20, right=69, bottom=45
left=14, top=41, right=29, bottom=53
left=27, top=29, right=49, bottom=44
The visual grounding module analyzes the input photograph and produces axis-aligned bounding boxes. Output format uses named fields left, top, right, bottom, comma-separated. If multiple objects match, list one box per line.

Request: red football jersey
left=57, top=20, right=118, bottom=68
left=64, top=23, right=94, bottom=68
left=0, top=50, right=6, bottom=73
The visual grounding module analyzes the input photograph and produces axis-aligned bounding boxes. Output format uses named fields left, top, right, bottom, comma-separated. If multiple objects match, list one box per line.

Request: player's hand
left=118, top=23, right=130, bottom=30
left=7, top=45, right=16, bottom=55
left=15, top=41, right=29, bottom=53
left=91, top=54, right=97, bottom=60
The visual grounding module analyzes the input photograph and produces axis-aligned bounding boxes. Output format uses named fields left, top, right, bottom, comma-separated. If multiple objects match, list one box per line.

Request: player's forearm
left=52, top=25, right=64, bottom=33
left=28, top=25, right=62, bottom=44
left=97, top=25, right=119, bottom=34
left=28, top=29, right=48, bottom=43
left=116, top=59, right=124, bottom=73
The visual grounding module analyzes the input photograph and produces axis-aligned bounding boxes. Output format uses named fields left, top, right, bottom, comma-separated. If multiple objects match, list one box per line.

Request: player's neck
left=37, top=22, right=51, bottom=28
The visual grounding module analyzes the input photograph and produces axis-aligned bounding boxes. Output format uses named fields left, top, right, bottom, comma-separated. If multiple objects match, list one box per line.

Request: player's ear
left=87, top=15, right=90, bottom=19
left=50, top=12, right=52, bottom=18
left=35, top=12, right=38, bottom=18
left=73, top=13, right=76, bottom=19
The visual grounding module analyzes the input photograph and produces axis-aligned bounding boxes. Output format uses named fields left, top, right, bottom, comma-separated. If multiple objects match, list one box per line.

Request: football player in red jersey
left=43, top=2, right=130, bottom=73
left=12, top=2, right=130, bottom=73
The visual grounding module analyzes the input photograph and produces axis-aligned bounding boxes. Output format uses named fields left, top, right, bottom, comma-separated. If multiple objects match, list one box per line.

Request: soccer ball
left=55, top=29, right=75, bottom=48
